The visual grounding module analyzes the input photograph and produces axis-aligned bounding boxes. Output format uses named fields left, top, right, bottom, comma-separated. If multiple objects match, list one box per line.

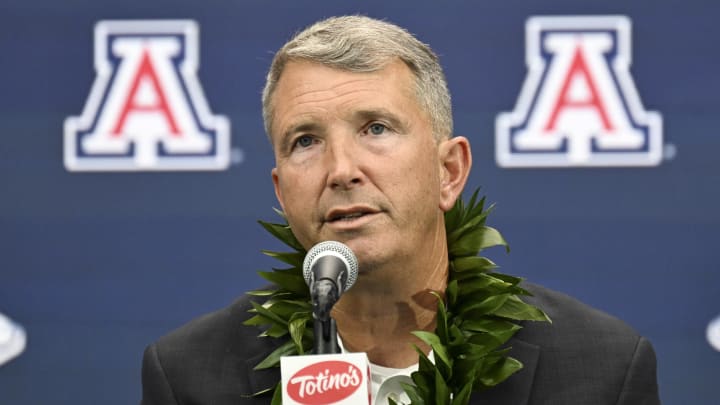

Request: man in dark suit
left=142, top=15, right=660, bottom=404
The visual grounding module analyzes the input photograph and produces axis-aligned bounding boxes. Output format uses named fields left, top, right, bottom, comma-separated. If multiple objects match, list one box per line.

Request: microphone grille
left=302, top=241, right=358, bottom=291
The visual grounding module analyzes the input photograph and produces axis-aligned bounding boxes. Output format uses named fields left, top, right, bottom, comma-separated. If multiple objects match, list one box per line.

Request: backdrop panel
left=0, top=1, right=718, bottom=403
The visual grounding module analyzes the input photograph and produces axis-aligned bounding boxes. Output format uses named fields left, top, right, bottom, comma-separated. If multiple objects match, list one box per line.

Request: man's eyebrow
left=353, top=108, right=408, bottom=132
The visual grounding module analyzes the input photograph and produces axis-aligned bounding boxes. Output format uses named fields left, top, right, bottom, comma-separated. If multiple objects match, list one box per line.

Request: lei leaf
left=245, top=189, right=550, bottom=404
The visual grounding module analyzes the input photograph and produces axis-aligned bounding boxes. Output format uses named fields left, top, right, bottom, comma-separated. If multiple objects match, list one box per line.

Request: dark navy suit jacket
left=141, top=283, right=660, bottom=404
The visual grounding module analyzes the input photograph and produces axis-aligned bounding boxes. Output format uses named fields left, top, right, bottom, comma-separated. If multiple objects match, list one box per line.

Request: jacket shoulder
left=144, top=294, right=281, bottom=403
left=514, top=283, right=659, bottom=404
left=156, top=294, right=258, bottom=349
left=521, top=282, right=641, bottom=340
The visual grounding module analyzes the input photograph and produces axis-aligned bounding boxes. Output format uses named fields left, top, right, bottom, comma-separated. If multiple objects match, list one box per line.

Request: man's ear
left=438, top=136, right=472, bottom=212
left=271, top=167, right=286, bottom=212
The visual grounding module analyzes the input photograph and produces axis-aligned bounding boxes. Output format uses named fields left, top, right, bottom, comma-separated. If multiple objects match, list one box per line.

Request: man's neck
left=330, top=237, right=449, bottom=368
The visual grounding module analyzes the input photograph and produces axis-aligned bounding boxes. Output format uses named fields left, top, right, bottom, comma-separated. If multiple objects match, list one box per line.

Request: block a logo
left=495, top=16, right=662, bottom=167
left=64, top=20, right=230, bottom=171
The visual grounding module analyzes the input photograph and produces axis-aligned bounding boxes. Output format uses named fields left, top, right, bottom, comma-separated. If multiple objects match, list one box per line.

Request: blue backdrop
left=1, top=0, right=718, bottom=403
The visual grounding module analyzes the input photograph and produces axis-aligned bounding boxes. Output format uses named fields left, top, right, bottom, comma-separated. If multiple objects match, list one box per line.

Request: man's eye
left=367, top=123, right=387, bottom=135
left=293, top=135, right=314, bottom=149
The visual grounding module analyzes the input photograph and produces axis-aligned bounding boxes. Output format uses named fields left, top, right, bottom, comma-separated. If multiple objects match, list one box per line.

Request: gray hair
left=261, top=15, right=453, bottom=142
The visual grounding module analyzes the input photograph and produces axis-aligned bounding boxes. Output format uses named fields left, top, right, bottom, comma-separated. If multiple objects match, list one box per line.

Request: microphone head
left=303, top=241, right=358, bottom=292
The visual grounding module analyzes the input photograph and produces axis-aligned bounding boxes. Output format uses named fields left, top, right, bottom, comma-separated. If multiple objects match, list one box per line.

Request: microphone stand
left=311, top=279, right=341, bottom=354
left=313, top=317, right=339, bottom=354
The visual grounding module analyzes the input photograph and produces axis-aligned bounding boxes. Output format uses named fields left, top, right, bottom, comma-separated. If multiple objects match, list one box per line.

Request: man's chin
left=306, top=232, right=393, bottom=270
left=342, top=242, right=391, bottom=272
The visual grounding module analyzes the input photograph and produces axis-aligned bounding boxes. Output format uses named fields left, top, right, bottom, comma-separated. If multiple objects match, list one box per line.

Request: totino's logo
left=286, top=361, right=362, bottom=404
left=495, top=16, right=662, bottom=167
left=64, top=20, right=230, bottom=172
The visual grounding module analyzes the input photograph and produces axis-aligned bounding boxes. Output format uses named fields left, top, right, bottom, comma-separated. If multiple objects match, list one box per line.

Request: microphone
left=280, top=241, right=370, bottom=404
left=302, top=241, right=358, bottom=322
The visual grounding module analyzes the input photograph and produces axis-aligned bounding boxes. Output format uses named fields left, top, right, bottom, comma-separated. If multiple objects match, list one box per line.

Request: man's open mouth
left=330, top=212, right=366, bottom=222
left=326, top=208, right=377, bottom=223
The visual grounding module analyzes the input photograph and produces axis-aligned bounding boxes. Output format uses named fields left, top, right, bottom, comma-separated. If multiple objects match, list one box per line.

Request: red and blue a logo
left=64, top=20, right=230, bottom=171
left=495, top=16, right=662, bottom=167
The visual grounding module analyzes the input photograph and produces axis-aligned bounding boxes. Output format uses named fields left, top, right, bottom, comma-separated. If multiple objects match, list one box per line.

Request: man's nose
left=325, top=136, right=363, bottom=190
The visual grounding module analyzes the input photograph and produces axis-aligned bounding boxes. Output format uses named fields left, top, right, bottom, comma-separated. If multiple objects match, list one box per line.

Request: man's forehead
left=269, top=60, right=420, bottom=135
left=276, top=59, right=414, bottom=94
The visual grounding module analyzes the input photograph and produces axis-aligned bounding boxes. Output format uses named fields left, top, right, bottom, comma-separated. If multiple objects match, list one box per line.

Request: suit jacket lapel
left=470, top=339, right=540, bottom=405
left=243, top=343, right=282, bottom=397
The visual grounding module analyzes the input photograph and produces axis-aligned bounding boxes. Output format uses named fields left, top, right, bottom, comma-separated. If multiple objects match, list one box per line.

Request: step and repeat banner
left=1, top=0, right=718, bottom=403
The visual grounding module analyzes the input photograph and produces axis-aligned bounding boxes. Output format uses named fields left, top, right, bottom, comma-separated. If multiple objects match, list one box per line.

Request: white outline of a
left=495, top=16, right=663, bottom=168
left=64, top=20, right=230, bottom=172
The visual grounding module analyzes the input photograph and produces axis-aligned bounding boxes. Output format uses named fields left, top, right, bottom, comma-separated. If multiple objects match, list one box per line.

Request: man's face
left=270, top=60, right=447, bottom=270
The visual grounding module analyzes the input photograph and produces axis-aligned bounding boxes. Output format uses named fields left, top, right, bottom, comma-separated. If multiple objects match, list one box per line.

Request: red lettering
left=287, top=361, right=362, bottom=404
left=545, top=46, right=612, bottom=131
left=112, top=48, right=180, bottom=137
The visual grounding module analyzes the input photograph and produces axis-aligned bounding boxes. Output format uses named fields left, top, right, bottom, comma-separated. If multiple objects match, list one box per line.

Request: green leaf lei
left=244, top=189, right=551, bottom=404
